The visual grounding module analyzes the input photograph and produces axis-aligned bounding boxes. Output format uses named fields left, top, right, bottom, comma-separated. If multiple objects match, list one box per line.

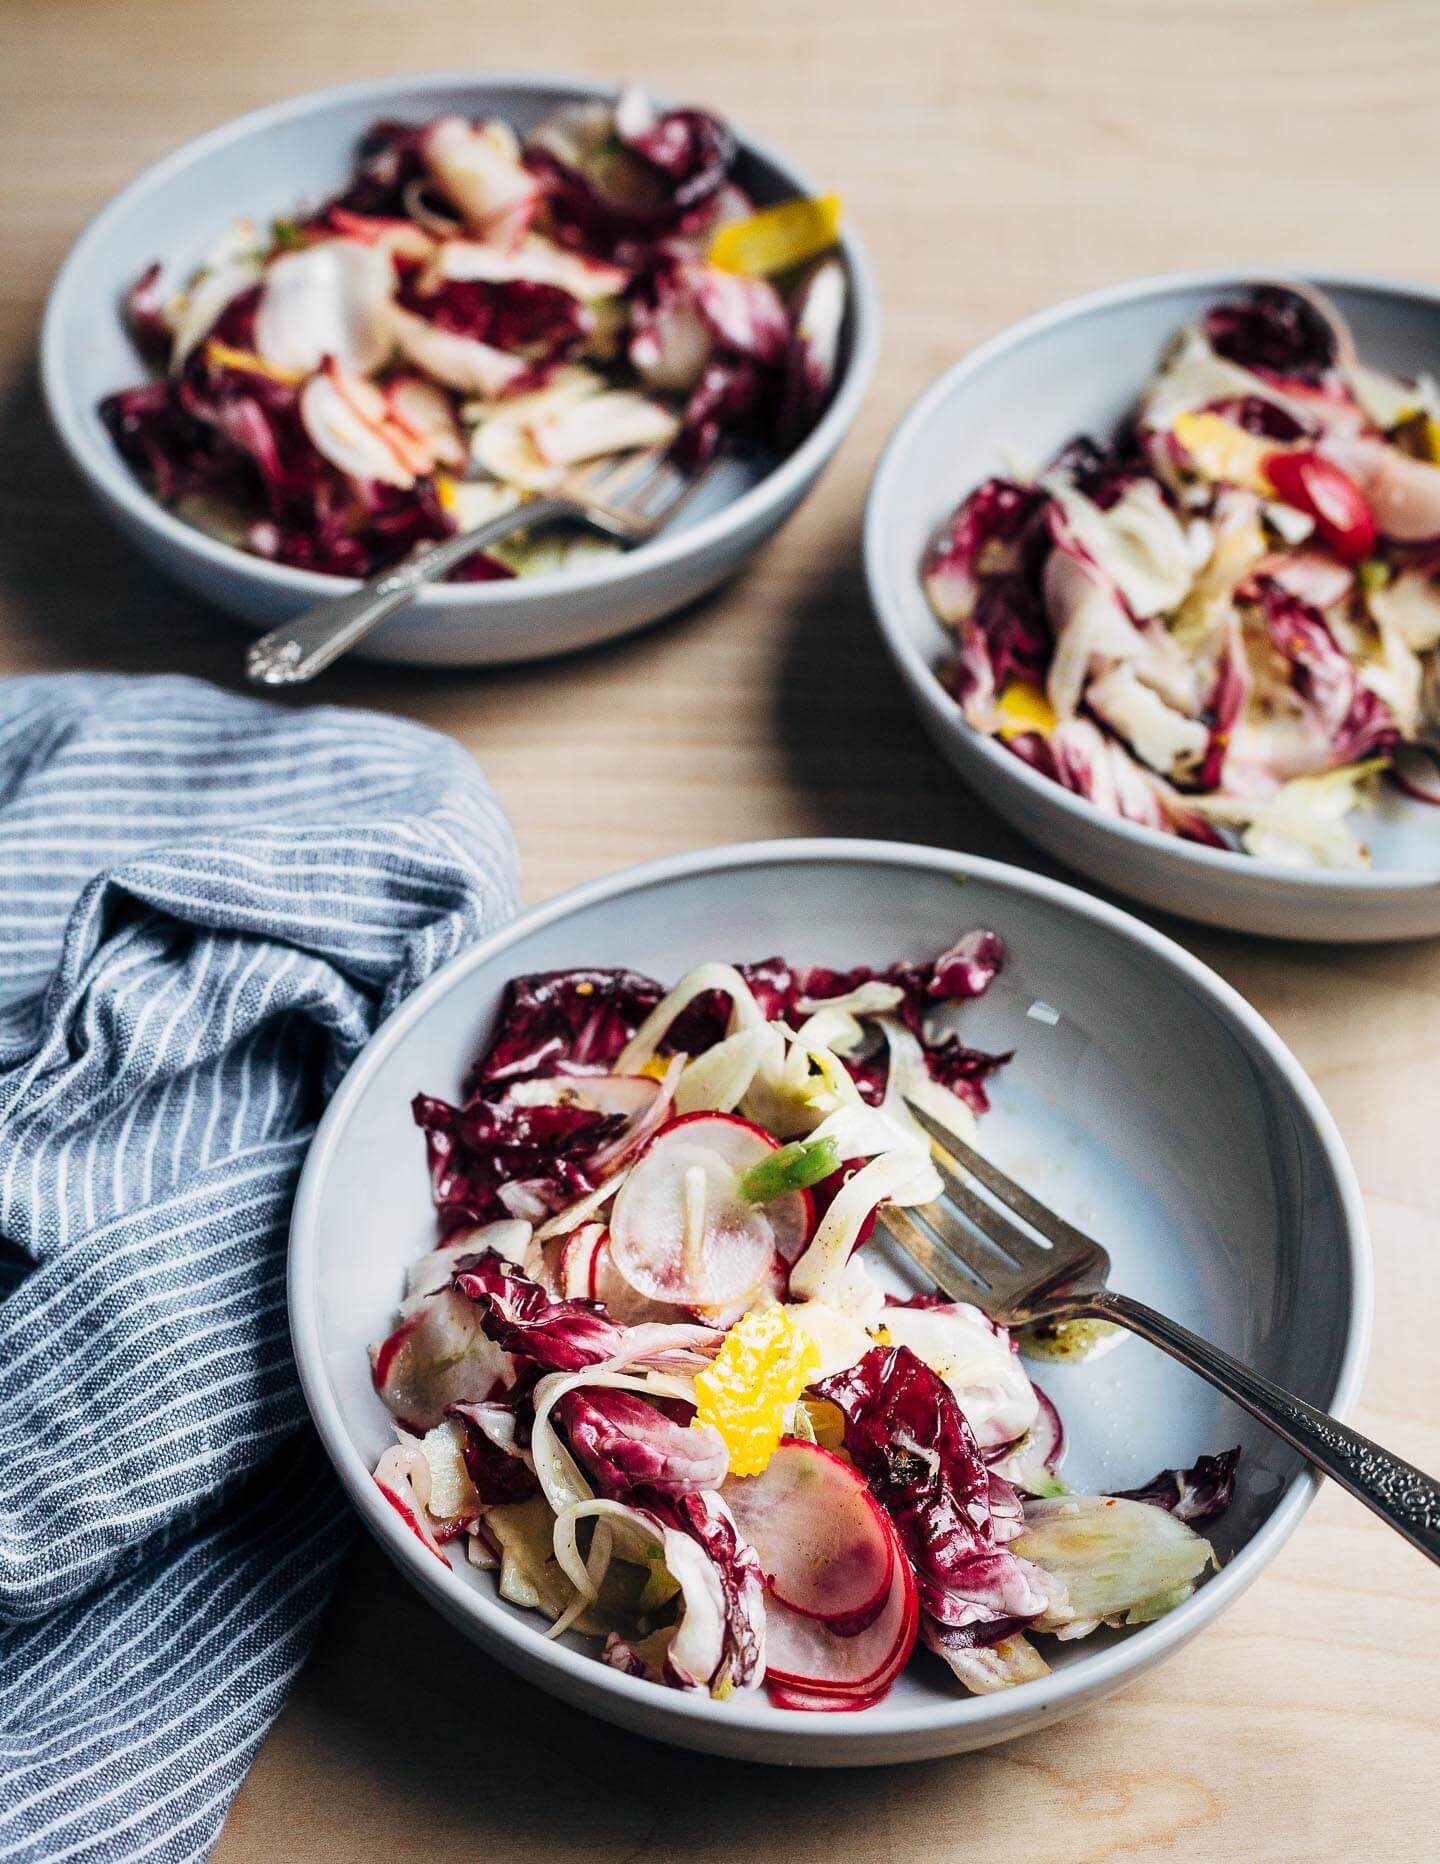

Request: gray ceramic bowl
left=41, top=73, right=878, bottom=666
left=288, top=839, right=1369, bottom=1765
left=865, top=270, right=1440, bottom=940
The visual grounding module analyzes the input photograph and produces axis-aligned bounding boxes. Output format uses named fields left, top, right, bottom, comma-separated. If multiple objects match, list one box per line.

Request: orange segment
left=693, top=1307, right=821, bottom=1476
left=708, top=193, right=842, bottom=278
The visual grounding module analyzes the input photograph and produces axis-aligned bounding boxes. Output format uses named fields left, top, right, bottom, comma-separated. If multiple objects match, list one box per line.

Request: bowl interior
left=295, top=845, right=1362, bottom=1735
left=47, top=75, right=863, bottom=586
left=868, top=275, right=1440, bottom=877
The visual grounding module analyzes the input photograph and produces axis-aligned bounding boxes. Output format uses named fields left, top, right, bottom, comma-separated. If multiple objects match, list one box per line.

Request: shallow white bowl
left=41, top=73, right=878, bottom=666
left=289, top=838, right=1368, bottom=1764
left=864, top=270, right=1440, bottom=940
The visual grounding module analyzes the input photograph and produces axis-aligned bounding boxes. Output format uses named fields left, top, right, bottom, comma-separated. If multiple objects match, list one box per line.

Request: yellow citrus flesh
left=708, top=193, right=842, bottom=278
left=693, top=1306, right=821, bottom=1476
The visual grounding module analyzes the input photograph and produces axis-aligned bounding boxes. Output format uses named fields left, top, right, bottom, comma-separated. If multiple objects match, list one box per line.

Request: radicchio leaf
left=448, top=1397, right=541, bottom=1504
left=413, top=1087, right=622, bottom=1230
left=1203, top=286, right=1338, bottom=384
left=451, top=1249, right=626, bottom=1370
left=396, top=276, right=590, bottom=362
left=1113, top=1447, right=1240, bottom=1524
left=471, top=968, right=667, bottom=1088
left=1246, top=574, right=1399, bottom=765
left=636, top=1487, right=766, bottom=1691
left=817, top=1345, right=1052, bottom=1638
left=556, top=1387, right=728, bottom=1496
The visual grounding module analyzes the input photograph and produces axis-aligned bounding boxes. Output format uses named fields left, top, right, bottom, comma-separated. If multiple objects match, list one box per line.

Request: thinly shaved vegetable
left=924, top=282, right=1440, bottom=863
left=374, top=935, right=1233, bottom=1711
left=101, top=91, right=844, bottom=586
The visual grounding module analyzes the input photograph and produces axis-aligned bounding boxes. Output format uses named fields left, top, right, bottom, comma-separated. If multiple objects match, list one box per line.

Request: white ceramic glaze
left=41, top=74, right=878, bottom=666
left=288, top=839, right=1369, bottom=1764
left=864, top=270, right=1440, bottom=940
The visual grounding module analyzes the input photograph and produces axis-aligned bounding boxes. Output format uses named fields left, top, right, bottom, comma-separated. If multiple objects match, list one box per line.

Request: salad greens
left=370, top=939, right=1237, bottom=1711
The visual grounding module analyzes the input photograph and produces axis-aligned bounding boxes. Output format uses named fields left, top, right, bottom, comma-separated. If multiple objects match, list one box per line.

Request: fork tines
left=874, top=1099, right=1109, bottom=1320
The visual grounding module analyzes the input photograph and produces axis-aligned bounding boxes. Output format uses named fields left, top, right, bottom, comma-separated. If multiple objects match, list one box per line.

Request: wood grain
left=3, top=1, right=1438, bottom=1857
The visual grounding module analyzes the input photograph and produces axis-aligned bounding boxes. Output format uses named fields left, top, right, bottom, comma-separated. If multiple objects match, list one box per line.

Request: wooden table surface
left=5, top=1, right=1439, bottom=1856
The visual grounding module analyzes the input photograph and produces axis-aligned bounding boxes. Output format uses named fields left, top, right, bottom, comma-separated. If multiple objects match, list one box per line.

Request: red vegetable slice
left=723, top=1441, right=894, bottom=1633
left=557, top=1221, right=607, bottom=1299
left=762, top=1518, right=918, bottom=1697
left=1262, top=449, right=1378, bottom=562
left=765, top=1680, right=894, bottom=1712
left=608, top=1112, right=810, bottom=1307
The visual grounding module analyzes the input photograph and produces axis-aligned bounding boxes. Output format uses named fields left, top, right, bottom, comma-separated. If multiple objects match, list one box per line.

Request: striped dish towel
left=0, top=675, right=519, bottom=1861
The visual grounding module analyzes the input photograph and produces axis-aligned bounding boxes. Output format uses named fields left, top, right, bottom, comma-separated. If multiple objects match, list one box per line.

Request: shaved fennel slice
left=1017, top=1495, right=1215, bottom=1631
left=928, top=1630, right=1051, bottom=1694
left=793, top=979, right=906, bottom=1019
left=548, top=1519, right=614, bottom=1639
left=788, top=1149, right=931, bottom=1303
left=532, top=1168, right=630, bottom=1243
left=413, top=1418, right=480, bottom=1524
left=615, top=963, right=767, bottom=1073
left=1188, top=760, right=1385, bottom=868
left=675, top=1025, right=782, bottom=1115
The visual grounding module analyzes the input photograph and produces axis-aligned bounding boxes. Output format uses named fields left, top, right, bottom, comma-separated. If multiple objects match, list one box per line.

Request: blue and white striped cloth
left=0, top=675, right=519, bottom=1861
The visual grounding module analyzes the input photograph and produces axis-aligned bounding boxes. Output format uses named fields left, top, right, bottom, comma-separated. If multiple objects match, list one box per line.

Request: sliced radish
left=589, top=1234, right=688, bottom=1325
left=608, top=1113, right=811, bottom=1308
left=723, top=1441, right=894, bottom=1634
left=762, top=1525, right=918, bottom=1696
left=1391, top=743, right=1440, bottom=804
left=371, top=1287, right=511, bottom=1430
left=558, top=1220, right=607, bottom=1299
left=766, top=1679, right=893, bottom=1713
left=373, top=1442, right=449, bottom=1566
left=300, top=360, right=419, bottom=488
left=385, top=374, right=465, bottom=468
left=388, top=301, right=529, bottom=398
left=421, top=233, right=629, bottom=302
left=527, top=389, right=679, bottom=467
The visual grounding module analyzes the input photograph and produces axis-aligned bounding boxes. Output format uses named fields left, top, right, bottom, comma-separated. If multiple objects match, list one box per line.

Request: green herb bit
left=738, top=1134, right=841, bottom=1204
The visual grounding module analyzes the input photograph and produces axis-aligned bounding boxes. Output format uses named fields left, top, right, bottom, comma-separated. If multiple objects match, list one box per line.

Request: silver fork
left=881, top=1100, right=1440, bottom=1565
left=244, top=446, right=710, bottom=686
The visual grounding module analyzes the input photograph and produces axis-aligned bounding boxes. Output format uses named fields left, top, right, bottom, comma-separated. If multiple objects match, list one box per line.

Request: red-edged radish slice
left=589, top=1234, right=687, bottom=1325
left=1029, top=1384, right=1066, bottom=1471
left=766, top=1680, right=893, bottom=1713
left=608, top=1112, right=808, bottom=1308
left=762, top=1526, right=918, bottom=1696
left=373, top=1443, right=449, bottom=1566
left=1391, top=743, right=1440, bottom=805
left=386, top=373, right=465, bottom=468
left=723, top=1441, right=894, bottom=1634
left=558, top=1221, right=607, bottom=1300
left=370, top=1288, right=510, bottom=1431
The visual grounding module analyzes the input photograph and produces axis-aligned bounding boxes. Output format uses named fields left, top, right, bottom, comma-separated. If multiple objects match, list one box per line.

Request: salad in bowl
left=923, top=284, right=1440, bottom=869
left=369, top=935, right=1236, bottom=1712
left=99, top=86, right=845, bottom=583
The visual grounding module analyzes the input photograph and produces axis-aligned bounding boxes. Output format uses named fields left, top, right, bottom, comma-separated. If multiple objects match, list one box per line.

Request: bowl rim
left=288, top=835, right=1372, bottom=1746
left=40, top=69, right=880, bottom=611
left=863, top=266, right=1440, bottom=896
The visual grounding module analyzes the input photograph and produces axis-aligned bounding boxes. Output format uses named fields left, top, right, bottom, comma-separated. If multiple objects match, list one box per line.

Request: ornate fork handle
left=245, top=496, right=573, bottom=686
left=1088, top=1289, right=1440, bottom=1563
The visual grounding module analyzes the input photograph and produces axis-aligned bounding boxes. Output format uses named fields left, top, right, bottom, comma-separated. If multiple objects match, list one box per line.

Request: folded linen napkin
left=0, top=675, right=519, bottom=1862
